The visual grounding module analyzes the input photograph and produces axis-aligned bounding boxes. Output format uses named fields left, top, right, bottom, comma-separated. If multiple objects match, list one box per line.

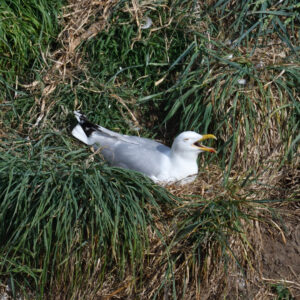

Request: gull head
left=171, top=131, right=217, bottom=156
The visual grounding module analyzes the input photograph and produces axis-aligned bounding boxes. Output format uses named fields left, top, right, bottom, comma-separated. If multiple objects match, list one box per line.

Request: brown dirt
left=260, top=209, right=300, bottom=299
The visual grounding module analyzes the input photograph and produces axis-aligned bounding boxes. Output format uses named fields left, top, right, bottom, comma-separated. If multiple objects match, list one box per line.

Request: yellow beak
left=195, top=134, right=217, bottom=153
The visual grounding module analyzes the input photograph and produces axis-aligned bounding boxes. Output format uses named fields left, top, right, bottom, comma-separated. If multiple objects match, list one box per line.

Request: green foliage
left=175, top=198, right=248, bottom=248
left=0, top=0, right=64, bottom=92
left=82, top=3, right=194, bottom=135
left=0, top=133, right=172, bottom=296
left=272, top=284, right=295, bottom=300
left=209, top=0, right=300, bottom=50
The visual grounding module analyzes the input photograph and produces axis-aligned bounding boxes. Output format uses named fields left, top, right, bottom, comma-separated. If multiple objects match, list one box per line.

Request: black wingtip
left=74, top=111, right=88, bottom=124
left=74, top=111, right=98, bottom=137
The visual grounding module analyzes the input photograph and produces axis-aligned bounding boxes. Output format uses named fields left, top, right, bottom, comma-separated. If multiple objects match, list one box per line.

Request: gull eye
left=184, top=138, right=189, bottom=141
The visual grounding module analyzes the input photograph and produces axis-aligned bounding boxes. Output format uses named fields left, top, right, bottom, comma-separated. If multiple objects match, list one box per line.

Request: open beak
left=194, top=134, right=217, bottom=153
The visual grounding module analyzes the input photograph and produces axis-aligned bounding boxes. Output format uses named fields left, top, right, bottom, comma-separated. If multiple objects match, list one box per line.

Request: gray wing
left=92, top=133, right=171, bottom=177
left=73, top=111, right=171, bottom=176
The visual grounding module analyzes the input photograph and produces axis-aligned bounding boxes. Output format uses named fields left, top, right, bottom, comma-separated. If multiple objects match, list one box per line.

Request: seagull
left=72, top=111, right=216, bottom=185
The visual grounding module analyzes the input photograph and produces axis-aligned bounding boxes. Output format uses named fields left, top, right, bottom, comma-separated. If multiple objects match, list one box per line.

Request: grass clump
left=0, top=0, right=299, bottom=298
left=0, top=133, right=173, bottom=298
left=207, top=0, right=300, bottom=49
left=0, top=0, right=64, bottom=91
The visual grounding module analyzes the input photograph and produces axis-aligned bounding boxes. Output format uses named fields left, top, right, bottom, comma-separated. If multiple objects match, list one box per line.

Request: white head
left=171, top=131, right=216, bottom=158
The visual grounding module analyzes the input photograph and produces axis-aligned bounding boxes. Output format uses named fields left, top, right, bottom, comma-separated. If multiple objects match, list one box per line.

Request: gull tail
left=72, top=111, right=97, bottom=145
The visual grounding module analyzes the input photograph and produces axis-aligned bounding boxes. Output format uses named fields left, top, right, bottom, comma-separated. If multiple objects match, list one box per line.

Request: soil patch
left=260, top=208, right=300, bottom=298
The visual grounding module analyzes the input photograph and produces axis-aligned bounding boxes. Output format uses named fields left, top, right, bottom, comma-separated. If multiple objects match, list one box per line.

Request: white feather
left=71, top=124, right=91, bottom=145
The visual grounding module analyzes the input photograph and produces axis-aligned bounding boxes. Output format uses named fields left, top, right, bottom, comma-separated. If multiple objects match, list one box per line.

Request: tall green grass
left=0, top=0, right=64, bottom=98
left=0, top=132, right=173, bottom=297
left=208, top=0, right=300, bottom=50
